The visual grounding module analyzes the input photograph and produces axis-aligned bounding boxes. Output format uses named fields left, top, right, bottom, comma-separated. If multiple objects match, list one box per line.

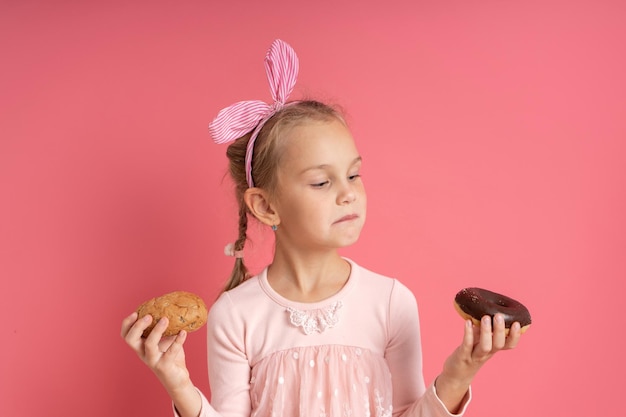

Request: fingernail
left=494, top=314, right=504, bottom=324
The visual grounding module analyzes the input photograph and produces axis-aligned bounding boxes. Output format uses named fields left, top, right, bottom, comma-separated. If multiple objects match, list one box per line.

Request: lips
left=334, top=214, right=359, bottom=224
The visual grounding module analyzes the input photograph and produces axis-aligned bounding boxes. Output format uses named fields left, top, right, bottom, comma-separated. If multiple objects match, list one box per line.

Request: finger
left=471, top=320, right=481, bottom=343
left=144, top=317, right=169, bottom=359
left=128, top=314, right=153, bottom=338
left=475, top=315, right=493, bottom=356
left=461, top=319, right=474, bottom=354
left=504, top=322, right=522, bottom=349
left=492, top=314, right=507, bottom=350
left=164, top=330, right=187, bottom=358
left=120, top=312, right=139, bottom=338
left=124, top=314, right=153, bottom=352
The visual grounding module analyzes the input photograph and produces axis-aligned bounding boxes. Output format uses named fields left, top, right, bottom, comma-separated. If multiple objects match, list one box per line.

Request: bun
left=136, top=291, right=208, bottom=337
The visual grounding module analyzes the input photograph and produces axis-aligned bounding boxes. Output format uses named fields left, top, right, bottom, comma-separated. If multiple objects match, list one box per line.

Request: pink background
left=1, top=0, right=625, bottom=416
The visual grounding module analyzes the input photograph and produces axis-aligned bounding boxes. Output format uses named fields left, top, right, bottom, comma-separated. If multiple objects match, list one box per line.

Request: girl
left=121, top=40, right=522, bottom=417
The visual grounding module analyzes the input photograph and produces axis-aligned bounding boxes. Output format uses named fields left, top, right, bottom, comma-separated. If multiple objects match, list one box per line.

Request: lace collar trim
left=257, top=258, right=358, bottom=334
left=286, top=301, right=343, bottom=335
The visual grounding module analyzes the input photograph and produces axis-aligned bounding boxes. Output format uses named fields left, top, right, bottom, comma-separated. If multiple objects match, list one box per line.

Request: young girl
left=121, top=39, right=522, bottom=417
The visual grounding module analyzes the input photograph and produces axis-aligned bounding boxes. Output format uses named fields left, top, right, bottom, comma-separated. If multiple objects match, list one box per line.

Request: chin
left=337, top=232, right=362, bottom=248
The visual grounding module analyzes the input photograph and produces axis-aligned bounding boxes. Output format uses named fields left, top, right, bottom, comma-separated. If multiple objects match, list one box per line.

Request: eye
left=348, top=173, right=361, bottom=181
left=311, top=180, right=330, bottom=188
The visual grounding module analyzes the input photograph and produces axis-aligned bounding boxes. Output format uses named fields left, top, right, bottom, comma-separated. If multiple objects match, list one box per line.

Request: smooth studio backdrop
left=1, top=1, right=625, bottom=416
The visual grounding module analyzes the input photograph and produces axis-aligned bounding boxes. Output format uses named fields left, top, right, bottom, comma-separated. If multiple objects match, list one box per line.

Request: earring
left=271, top=224, right=278, bottom=231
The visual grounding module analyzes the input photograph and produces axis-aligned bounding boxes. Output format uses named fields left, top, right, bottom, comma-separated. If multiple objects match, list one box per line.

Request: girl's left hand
left=435, top=313, right=522, bottom=413
left=450, top=313, right=522, bottom=375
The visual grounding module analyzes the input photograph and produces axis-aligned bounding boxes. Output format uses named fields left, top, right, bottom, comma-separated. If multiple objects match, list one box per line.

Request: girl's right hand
left=120, top=312, right=193, bottom=394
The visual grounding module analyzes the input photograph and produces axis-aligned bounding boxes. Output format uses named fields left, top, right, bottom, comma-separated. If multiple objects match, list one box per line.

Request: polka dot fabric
left=250, top=345, right=393, bottom=417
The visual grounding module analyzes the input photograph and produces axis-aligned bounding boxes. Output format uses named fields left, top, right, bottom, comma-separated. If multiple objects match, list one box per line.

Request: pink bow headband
left=208, top=39, right=300, bottom=188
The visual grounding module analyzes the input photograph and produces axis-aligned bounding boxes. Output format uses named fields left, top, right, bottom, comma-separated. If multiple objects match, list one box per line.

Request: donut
left=136, top=291, right=208, bottom=338
left=454, top=287, right=531, bottom=333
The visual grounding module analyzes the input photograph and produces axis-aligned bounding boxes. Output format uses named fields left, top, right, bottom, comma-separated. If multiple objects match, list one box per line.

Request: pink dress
left=179, top=259, right=470, bottom=417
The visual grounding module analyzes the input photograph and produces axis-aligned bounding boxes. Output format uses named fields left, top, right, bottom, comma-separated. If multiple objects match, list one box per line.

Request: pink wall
left=1, top=1, right=624, bottom=415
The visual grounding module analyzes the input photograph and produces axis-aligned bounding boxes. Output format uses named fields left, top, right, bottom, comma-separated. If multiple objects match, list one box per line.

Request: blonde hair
left=222, top=100, right=344, bottom=292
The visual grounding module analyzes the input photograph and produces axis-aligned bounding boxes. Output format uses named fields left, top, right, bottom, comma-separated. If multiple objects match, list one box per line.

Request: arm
left=385, top=281, right=471, bottom=417
left=384, top=280, right=426, bottom=414
left=121, top=299, right=249, bottom=417
left=205, top=292, right=253, bottom=416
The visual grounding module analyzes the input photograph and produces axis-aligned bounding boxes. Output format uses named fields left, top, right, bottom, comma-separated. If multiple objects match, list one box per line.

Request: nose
left=337, top=181, right=357, bottom=205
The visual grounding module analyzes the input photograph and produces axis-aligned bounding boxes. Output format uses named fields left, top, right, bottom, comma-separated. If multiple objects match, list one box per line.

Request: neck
left=267, top=245, right=350, bottom=303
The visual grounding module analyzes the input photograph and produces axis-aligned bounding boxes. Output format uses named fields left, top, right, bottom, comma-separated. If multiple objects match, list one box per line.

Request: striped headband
left=208, top=39, right=299, bottom=188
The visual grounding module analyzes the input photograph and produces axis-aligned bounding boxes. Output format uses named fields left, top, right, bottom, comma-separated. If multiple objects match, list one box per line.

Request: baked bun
left=136, top=291, right=208, bottom=338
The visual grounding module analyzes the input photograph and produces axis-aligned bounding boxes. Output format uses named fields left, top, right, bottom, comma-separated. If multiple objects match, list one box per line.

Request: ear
left=243, top=187, right=280, bottom=227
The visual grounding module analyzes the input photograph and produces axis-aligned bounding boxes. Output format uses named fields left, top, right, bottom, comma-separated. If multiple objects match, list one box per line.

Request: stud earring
left=271, top=224, right=278, bottom=231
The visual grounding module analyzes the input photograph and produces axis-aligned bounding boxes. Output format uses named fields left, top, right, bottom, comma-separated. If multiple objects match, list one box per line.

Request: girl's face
left=273, top=118, right=366, bottom=252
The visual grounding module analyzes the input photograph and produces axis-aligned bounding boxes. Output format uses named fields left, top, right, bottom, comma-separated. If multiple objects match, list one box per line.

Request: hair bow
left=208, top=39, right=299, bottom=187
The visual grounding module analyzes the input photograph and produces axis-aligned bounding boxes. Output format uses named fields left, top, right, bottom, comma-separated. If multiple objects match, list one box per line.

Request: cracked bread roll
left=136, top=291, right=208, bottom=338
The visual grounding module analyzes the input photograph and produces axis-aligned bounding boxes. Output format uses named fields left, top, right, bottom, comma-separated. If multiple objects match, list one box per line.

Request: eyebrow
left=298, top=156, right=362, bottom=175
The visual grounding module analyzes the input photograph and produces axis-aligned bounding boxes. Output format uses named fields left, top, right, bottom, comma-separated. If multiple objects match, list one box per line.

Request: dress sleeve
left=172, top=388, right=216, bottom=417
left=205, top=292, right=252, bottom=417
left=172, top=292, right=250, bottom=417
left=386, top=280, right=471, bottom=417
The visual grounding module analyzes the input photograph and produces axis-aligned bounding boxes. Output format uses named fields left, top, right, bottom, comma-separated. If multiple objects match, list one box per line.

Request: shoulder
left=208, top=275, right=265, bottom=321
left=347, top=260, right=420, bottom=345
left=349, top=259, right=393, bottom=287
left=349, top=259, right=416, bottom=305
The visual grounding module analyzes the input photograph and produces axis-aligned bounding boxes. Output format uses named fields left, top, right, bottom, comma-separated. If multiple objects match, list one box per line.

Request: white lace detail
left=286, top=301, right=343, bottom=335
left=374, top=389, right=392, bottom=417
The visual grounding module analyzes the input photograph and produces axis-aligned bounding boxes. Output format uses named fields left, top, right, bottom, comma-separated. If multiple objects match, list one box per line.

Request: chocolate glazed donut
left=454, top=287, right=532, bottom=333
